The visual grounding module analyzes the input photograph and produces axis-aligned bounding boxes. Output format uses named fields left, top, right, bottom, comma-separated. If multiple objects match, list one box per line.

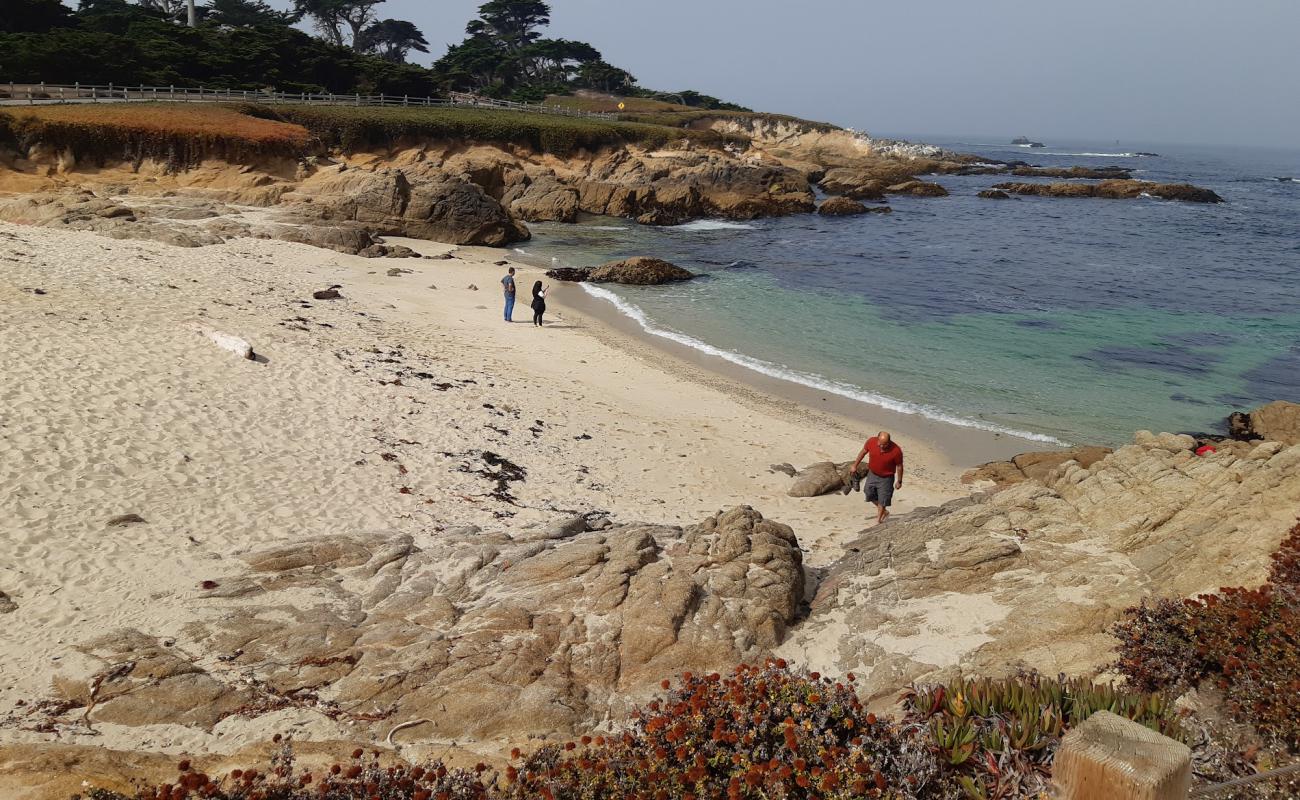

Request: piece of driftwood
left=195, top=325, right=255, bottom=360
left=1052, top=711, right=1191, bottom=800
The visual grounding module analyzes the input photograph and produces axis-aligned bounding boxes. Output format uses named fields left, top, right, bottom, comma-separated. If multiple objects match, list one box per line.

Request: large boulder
left=587, top=256, right=696, bottom=285
left=1229, top=401, right=1300, bottom=445
left=505, top=175, right=581, bottom=223
left=787, top=461, right=862, bottom=497
left=885, top=180, right=949, bottom=197
left=287, top=166, right=531, bottom=246
left=779, top=433, right=1300, bottom=705
left=818, top=196, right=871, bottom=216
left=46, top=508, right=804, bottom=740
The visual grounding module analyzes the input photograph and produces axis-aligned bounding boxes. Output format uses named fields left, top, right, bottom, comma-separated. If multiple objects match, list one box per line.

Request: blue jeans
left=504, top=293, right=515, bottom=321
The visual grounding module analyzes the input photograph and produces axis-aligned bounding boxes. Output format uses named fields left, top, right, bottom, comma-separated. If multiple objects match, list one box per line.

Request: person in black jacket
left=531, top=280, right=548, bottom=326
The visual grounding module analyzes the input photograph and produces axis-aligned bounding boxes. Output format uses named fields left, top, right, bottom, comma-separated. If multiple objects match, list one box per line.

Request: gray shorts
left=864, top=472, right=895, bottom=507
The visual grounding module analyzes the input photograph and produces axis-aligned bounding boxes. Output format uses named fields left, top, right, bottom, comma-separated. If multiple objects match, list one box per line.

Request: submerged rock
left=587, top=256, right=696, bottom=285
left=978, top=189, right=1012, bottom=199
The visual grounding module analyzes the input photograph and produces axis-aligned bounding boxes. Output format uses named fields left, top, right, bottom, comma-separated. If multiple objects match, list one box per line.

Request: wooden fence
left=0, top=83, right=612, bottom=118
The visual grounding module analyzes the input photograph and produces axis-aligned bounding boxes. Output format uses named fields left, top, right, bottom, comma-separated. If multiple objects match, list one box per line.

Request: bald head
left=878, top=431, right=892, bottom=444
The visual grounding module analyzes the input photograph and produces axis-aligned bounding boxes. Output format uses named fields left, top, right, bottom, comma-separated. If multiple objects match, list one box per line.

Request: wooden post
left=1053, top=712, right=1191, bottom=800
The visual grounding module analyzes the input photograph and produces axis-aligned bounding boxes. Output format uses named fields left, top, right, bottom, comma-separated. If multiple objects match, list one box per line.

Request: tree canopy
left=0, top=0, right=746, bottom=109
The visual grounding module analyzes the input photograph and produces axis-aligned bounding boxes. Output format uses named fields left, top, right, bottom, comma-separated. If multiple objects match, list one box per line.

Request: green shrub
left=241, top=103, right=729, bottom=155
left=902, top=674, right=1183, bottom=799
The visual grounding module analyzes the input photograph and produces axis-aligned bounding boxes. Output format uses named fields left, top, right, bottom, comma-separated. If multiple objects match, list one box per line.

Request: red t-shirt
left=865, top=437, right=903, bottom=476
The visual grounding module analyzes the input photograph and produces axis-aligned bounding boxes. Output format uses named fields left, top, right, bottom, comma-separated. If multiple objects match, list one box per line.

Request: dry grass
left=0, top=104, right=309, bottom=148
left=0, top=103, right=310, bottom=168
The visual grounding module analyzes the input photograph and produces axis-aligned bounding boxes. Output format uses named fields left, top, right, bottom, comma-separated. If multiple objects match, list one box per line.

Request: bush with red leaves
left=1113, top=519, right=1300, bottom=751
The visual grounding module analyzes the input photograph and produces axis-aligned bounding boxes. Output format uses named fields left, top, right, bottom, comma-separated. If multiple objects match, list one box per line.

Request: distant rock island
left=1011, top=136, right=1046, bottom=147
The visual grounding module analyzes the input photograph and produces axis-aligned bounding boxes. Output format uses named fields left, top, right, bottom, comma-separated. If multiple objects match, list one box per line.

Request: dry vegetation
left=0, top=104, right=310, bottom=167
left=0, top=102, right=750, bottom=166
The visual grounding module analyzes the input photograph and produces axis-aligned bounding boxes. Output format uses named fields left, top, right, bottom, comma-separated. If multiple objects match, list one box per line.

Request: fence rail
left=0, top=82, right=613, bottom=118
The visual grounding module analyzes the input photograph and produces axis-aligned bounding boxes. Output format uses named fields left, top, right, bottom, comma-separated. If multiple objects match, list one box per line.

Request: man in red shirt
left=850, top=431, right=904, bottom=524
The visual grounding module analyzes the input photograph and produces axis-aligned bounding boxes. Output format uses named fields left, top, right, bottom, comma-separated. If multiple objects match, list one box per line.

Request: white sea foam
left=671, top=219, right=756, bottom=232
left=582, top=225, right=630, bottom=231
left=580, top=284, right=1067, bottom=445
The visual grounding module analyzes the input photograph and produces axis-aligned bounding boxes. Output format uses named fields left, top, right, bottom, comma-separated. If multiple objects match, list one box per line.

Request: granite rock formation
left=1228, top=400, right=1300, bottom=446
left=45, top=507, right=804, bottom=740
left=587, top=256, right=696, bottom=285
left=779, top=432, right=1300, bottom=704
left=992, top=180, right=1224, bottom=203
left=962, top=446, right=1113, bottom=487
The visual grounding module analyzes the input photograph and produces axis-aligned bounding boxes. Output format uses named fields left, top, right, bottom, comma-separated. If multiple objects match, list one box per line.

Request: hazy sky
left=300, top=0, right=1299, bottom=148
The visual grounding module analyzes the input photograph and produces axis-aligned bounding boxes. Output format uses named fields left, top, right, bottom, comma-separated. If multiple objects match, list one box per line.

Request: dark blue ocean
left=522, top=138, right=1300, bottom=446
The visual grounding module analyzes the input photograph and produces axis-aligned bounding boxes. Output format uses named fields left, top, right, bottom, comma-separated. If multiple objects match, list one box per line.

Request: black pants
left=532, top=303, right=545, bottom=326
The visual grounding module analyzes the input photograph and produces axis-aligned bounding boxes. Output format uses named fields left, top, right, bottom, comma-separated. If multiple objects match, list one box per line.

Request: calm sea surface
left=521, top=138, right=1300, bottom=446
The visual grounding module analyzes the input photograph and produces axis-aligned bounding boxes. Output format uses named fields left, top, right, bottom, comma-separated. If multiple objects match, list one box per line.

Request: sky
left=292, top=0, right=1300, bottom=148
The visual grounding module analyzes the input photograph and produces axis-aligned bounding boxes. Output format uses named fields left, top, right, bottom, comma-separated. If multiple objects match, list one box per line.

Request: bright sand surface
left=0, top=222, right=1022, bottom=755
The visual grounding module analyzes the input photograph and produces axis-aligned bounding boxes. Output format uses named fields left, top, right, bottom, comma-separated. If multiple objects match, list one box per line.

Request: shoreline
left=505, top=249, right=1045, bottom=470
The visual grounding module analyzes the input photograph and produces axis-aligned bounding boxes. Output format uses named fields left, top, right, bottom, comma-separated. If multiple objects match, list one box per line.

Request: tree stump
left=1052, top=711, right=1191, bottom=800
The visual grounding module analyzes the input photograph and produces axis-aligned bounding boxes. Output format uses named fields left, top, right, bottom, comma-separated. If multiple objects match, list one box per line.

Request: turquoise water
left=520, top=140, right=1300, bottom=445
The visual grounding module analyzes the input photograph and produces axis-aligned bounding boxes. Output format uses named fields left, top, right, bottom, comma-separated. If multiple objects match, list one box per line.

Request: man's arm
left=850, top=444, right=869, bottom=475
left=895, top=463, right=904, bottom=489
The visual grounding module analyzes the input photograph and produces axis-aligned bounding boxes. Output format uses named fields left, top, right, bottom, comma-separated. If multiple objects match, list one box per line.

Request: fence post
left=1052, top=712, right=1191, bottom=800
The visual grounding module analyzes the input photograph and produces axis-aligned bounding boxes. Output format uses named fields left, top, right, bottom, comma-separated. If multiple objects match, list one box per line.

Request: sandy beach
left=0, top=220, right=1011, bottom=758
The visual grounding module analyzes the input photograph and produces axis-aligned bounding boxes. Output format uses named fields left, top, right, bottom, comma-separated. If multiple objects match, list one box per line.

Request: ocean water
left=521, top=139, right=1300, bottom=446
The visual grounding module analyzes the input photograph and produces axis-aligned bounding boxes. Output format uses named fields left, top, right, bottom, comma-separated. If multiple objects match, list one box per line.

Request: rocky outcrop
left=1228, top=400, right=1300, bottom=445
left=544, top=267, right=592, bottom=282
left=962, top=446, right=1113, bottom=487
left=1009, top=166, right=1132, bottom=180
left=285, top=166, right=530, bottom=246
left=0, top=590, right=15, bottom=614
left=992, top=180, right=1224, bottom=203
left=816, top=168, right=886, bottom=200
left=885, top=180, right=949, bottom=197
left=589, top=256, right=695, bottom=285
left=504, top=175, right=581, bottom=223
left=817, top=196, right=871, bottom=216
left=779, top=432, right=1300, bottom=704
left=978, top=189, right=1011, bottom=199
left=45, top=508, right=803, bottom=740
left=0, top=191, right=446, bottom=256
